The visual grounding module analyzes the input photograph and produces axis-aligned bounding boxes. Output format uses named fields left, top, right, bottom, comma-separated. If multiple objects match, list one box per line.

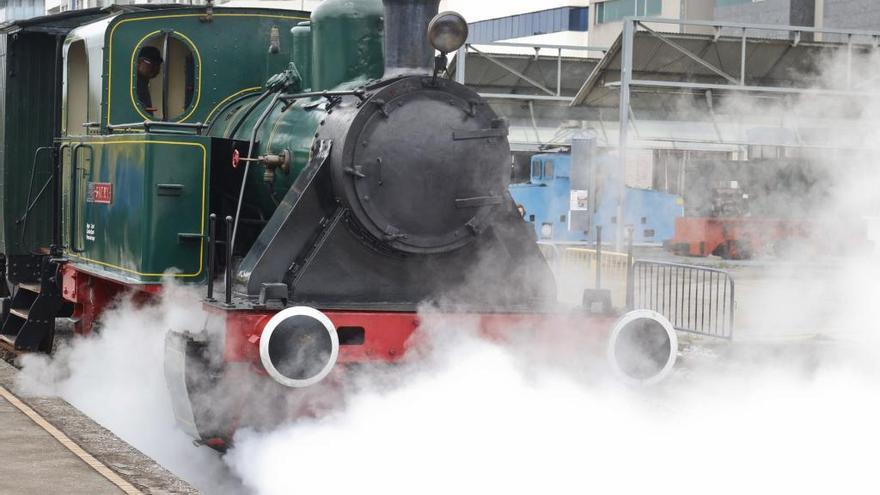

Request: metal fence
left=561, top=246, right=630, bottom=288
left=627, top=260, right=735, bottom=339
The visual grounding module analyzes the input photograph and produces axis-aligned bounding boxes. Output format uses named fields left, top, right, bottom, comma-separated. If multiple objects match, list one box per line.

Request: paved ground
left=0, top=360, right=199, bottom=495
left=0, top=388, right=125, bottom=495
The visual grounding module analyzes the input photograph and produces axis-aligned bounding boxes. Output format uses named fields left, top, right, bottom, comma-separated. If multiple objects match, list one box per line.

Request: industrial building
left=715, top=0, right=880, bottom=32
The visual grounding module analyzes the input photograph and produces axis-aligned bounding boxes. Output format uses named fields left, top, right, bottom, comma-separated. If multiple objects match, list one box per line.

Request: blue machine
left=509, top=152, right=683, bottom=245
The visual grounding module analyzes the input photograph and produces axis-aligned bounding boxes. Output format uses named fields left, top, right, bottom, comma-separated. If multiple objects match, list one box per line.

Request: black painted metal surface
left=235, top=75, right=556, bottom=311
left=383, top=0, right=439, bottom=74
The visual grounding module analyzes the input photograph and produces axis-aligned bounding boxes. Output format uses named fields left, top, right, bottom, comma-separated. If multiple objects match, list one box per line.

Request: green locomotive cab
left=57, top=6, right=309, bottom=286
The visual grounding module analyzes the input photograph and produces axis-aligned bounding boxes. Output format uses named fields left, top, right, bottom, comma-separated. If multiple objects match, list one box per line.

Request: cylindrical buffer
left=259, top=306, right=339, bottom=388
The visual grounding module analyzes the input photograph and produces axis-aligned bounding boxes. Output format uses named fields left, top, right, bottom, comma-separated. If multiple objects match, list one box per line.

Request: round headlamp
left=427, top=11, right=469, bottom=54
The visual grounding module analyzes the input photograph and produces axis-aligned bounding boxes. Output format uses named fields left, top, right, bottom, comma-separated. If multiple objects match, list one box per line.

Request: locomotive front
left=165, top=0, right=678, bottom=448
left=166, top=0, right=561, bottom=446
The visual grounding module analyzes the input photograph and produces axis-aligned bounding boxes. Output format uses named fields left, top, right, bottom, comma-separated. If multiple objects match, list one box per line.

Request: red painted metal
left=60, top=264, right=618, bottom=377
left=60, top=265, right=160, bottom=335
left=231, top=149, right=241, bottom=168
left=86, top=182, right=113, bottom=204
left=668, top=217, right=813, bottom=259
left=216, top=305, right=618, bottom=372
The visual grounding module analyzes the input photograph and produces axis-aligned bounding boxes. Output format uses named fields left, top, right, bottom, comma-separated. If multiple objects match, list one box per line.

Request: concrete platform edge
left=0, top=359, right=199, bottom=495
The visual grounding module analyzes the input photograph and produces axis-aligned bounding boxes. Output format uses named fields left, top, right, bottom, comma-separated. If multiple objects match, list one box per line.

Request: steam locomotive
left=0, top=0, right=680, bottom=449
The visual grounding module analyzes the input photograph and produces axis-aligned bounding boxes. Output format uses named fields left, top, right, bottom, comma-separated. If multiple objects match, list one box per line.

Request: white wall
left=2, top=0, right=45, bottom=20
left=45, top=0, right=65, bottom=14
left=587, top=0, right=713, bottom=47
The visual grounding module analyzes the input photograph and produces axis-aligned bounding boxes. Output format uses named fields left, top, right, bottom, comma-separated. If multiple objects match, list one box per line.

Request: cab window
left=65, top=40, right=88, bottom=135
left=543, top=160, right=554, bottom=179
left=531, top=161, right=542, bottom=180
left=134, top=33, right=196, bottom=121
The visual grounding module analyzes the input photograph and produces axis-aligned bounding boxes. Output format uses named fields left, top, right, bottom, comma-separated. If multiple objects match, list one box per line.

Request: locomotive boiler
left=0, top=0, right=681, bottom=450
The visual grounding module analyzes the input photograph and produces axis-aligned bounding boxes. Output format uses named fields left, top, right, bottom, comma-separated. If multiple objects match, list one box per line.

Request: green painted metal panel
left=0, top=32, right=59, bottom=256
left=61, top=134, right=211, bottom=284
left=290, top=21, right=312, bottom=90
left=311, top=0, right=384, bottom=90
left=102, top=8, right=309, bottom=128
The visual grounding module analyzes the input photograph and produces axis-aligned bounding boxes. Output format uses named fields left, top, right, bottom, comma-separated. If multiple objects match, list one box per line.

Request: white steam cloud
left=15, top=282, right=243, bottom=494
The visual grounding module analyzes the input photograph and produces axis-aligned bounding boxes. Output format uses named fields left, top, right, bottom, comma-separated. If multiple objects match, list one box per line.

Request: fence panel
left=628, top=260, right=735, bottom=339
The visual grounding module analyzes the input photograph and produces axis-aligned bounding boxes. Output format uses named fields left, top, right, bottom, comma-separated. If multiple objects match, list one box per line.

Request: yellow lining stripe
left=173, top=31, right=202, bottom=122
left=0, top=385, right=144, bottom=495
left=68, top=140, right=207, bottom=278
left=107, top=12, right=308, bottom=124
left=204, top=86, right=262, bottom=124
left=128, top=30, right=203, bottom=123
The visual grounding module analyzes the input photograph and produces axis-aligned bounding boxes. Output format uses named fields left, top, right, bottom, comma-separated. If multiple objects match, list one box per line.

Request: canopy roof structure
left=453, top=19, right=880, bottom=154
left=571, top=17, right=880, bottom=150
left=567, top=17, right=880, bottom=247
left=450, top=41, right=605, bottom=102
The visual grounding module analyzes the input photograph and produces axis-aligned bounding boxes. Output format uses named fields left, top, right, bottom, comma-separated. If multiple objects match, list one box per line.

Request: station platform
left=0, top=360, right=198, bottom=495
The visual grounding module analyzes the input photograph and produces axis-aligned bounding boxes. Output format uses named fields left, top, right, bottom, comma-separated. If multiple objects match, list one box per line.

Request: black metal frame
left=68, top=143, right=92, bottom=254
left=16, top=146, right=55, bottom=250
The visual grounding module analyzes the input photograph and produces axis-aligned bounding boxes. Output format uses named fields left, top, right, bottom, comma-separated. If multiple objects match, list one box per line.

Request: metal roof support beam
left=637, top=21, right=741, bottom=85
left=557, top=48, right=563, bottom=97
left=740, top=28, right=747, bottom=85
left=467, top=44, right=557, bottom=96
left=470, top=41, right=607, bottom=52
left=638, top=136, right=877, bottom=151
left=605, top=79, right=880, bottom=97
left=626, top=16, right=880, bottom=39
left=762, top=44, right=793, bottom=83
left=846, top=34, right=853, bottom=89
left=617, top=18, right=634, bottom=251
left=704, top=90, right=723, bottom=143
left=478, top=93, right=573, bottom=102
left=455, top=45, right=466, bottom=84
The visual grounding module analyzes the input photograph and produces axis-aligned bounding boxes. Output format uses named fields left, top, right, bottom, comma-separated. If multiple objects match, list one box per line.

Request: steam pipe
left=206, top=213, right=216, bottom=301
left=230, top=91, right=282, bottom=256
left=225, top=215, right=233, bottom=306
left=595, top=225, right=602, bottom=290
left=625, top=227, right=635, bottom=309
left=383, top=0, right=440, bottom=75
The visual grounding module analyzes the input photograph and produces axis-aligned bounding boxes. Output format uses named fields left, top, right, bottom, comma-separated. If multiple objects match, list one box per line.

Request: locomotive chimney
left=383, top=0, right=440, bottom=75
